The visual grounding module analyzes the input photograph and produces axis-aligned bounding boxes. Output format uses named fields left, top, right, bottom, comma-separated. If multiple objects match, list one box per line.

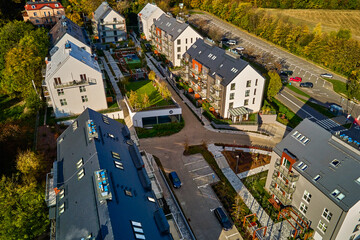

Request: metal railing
left=53, top=77, right=97, bottom=89
left=272, top=174, right=296, bottom=194
left=212, top=84, right=222, bottom=91
left=270, top=184, right=292, bottom=206
left=274, top=159, right=300, bottom=182
left=210, top=92, right=222, bottom=101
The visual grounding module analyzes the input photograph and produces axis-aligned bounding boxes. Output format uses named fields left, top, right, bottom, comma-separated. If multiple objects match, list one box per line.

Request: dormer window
left=31, top=5, right=35, bottom=9
left=55, top=3, right=59, bottom=7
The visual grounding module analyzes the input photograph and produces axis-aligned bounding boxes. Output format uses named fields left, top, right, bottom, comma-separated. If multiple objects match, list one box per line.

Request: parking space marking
left=197, top=184, right=209, bottom=189
left=193, top=173, right=214, bottom=180
left=184, top=159, right=204, bottom=166
left=189, top=166, right=209, bottom=173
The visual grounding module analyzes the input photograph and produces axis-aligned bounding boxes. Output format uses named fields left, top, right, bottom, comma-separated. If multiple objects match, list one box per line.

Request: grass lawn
left=125, top=80, right=172, bottom=107
left=264, top=99, right=302, bottom=128
left=241, top=171, right=281, bottom=223
left=323, top=78, right=351, bottom=98
left=135, top=120, right=184, bottom=138
left=0, top=95, right=26, bottom=122
left=286, top=84, right=310, bottom=98
left=297, top=98, right=336, bottom=118
left=127, top=62, right=143, bottom=69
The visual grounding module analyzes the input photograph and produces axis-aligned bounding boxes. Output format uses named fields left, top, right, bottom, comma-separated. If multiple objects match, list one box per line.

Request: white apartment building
left=92, top=1, right=127, bottom=43
left=43, top=41, right=107, bottom=118
left=151, top=13, right=202, bottom=67
left=183, top=38, right=265, bottom=119
left=138, top=3, right=164, bottom=40
left=49, top=16, right=91, bottom=54
left=265, top=119, right=360, bottom=240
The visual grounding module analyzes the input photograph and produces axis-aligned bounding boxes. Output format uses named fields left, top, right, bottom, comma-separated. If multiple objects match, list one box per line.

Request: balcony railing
left=274, top=159, right=300, bottom=182
left=270, top=184, right=292, bottom=206
left=272, top=174, right=296, bottom=194
left=210, top=92, right=222, bottom=101
left=212, top=84, right=222, bottom=91
left=53, top=77, right=97, bottom=89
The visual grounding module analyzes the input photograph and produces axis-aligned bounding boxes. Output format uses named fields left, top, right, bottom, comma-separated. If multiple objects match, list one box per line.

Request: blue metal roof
left=54, top=108, right=172, bottom=240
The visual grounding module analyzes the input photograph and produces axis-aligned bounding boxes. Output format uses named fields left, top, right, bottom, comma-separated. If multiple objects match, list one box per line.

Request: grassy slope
left=125, top=80, right=170, bottom=106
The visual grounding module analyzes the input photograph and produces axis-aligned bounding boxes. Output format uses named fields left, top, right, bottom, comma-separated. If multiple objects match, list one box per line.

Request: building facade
left=23, top=0, right=65, bottom=26
left=43, top=41, right=107, bottom=118
left=151, top=13, right=202, bottom=67
left=138, top=3, right=165, bottom=40
left=265, top=119, right=360, bottom=240
left=46, top=109, right=173, bottom=240
left=183, top=38, right=265, bottom=119
left=49, top=16, right=91, bottom=54
left=92, top=1, right=127, bottom=43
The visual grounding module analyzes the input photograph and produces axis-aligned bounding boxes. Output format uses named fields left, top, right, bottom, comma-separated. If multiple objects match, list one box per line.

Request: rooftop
left=24, top=1, right=63, bottom=10
left=185, top=38, right=249, bottom=86
left=53, top=108, right=172, bottom=240
left=49, top=16, right=88, bottom=48
left=46, top=41, right=100, bottom=79
left=154, top=13, right=189, bottom=40
left=93, top=1, right=123, bottom=22
left=274, top=118, right=360, bottom=211
left=138, top=3, right=164, bottom=21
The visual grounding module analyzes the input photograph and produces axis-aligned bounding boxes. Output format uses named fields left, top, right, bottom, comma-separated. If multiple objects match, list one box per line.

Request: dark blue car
left=214, top=207, right=233, bottom=231
left=169, top=171, right=182, bottom=188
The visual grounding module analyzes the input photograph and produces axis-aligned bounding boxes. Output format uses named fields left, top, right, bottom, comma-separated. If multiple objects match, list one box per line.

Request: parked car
left=300, top=82, right=313, bottom=88
left=214, top=207, right=233, bottom=231
left=169, top=171, right=182, bottom=188
left=280, top=70, right=293, bottom=76
left=320, top=73, right=333, bottom=78
left=234, top=47, right=245, bottom=52
left=226, top=40, right=237, bottom=45
left=221, top=37, right=229, bottom=43
left=290, top=77, right=302, bottom=82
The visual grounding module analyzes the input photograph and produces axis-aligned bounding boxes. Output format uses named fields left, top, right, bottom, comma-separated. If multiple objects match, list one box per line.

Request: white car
left=320, top=73, right=333, bottom=78
left=234, top=47, right=245, bottom=52
left=226, top=40, right=237, bottom=45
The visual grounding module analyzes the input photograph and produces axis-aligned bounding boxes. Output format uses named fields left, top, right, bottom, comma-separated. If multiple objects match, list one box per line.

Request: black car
left=280, top=70, right=293, bottom=76
left=214, top=207, right=233, bottom=231
left=300, top=82, right=313, bottom=88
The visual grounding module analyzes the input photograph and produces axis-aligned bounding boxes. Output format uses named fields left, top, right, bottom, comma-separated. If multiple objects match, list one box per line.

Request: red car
left=290, top=77, right=302, bottom=82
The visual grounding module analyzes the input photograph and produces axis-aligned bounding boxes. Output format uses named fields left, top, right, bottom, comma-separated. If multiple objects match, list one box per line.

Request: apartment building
left=138, top=3, right=165, bottom=40
left=49, top=16, right=91, bottom=54
left=23, top=0, right=65, bottom=27
left=183, top=38, right=265, bottom=119
left=43, top=41, right=107, bottom=118
left=92, top=1, right=127, bottom=43
left=265, top=119, right=360, bottom=240
left=47, top=108, right=173, bottom=240
left=151, top=13, right=202, bottom=66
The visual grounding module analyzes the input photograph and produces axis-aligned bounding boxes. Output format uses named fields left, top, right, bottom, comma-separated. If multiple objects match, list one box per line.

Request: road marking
left=197, top=184, right=208, bottom=188
left=279, top=93, right=315, bottom=119
left=184, top=160, right=204, bottom=166
left=225, top=233, right=241, bottom=239
left=189, top=166, right=209, bottom=173
left=193, top=173, right=214, bottom=180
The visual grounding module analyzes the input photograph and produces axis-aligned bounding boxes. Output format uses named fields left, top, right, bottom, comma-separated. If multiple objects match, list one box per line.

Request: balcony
left=272, top=174, right=296, bottom=194
left=274, top=159, right=300, bottom=182
left=210, top=92, right=222, bottom=101
left=53, top=77, right=97, bottom=89
left=270, top=184, right=292, bottom=206
left=212, top=84, right=222, bottom=91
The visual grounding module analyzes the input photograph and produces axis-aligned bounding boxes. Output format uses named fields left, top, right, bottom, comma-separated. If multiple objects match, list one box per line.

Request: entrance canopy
left=228, top=107, right=250, bottom=116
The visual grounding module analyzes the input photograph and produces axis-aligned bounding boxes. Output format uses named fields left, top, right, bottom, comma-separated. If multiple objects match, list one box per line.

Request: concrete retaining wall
left=211, top=122, right=259, bottom=131
left=259, top=114, right=277, bottom=124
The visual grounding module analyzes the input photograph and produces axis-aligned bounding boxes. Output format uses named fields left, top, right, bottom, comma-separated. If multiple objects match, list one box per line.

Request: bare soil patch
left=223, top=150, right=271, bottom=174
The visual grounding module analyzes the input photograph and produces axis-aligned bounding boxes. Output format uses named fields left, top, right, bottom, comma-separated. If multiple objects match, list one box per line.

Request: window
left=299, top=202, right=308, bottom=215
left=318, top=220, right=327, bottom=233
left=31, top=5, right=35, bottom=9
left=54, top=77, right=62, bottom=85
left=191, top=38, right=193, bottom=43
left=44, top=12, right=46, bottom=16
left=245, top=90, right=250, bottom=97
left=148, top=196, right=156, bottom=202
left=252, top=98, right=255, bottom=104
left=356, top=177, right=360, bottom=185
left=103, top=116, right=110, bottom=124
left=113, top=31, right=117, bottom=35
left=230, top=83, right=235, bottom=90
left=34, top=12, right=37, bottom=16
left=301, top=164, right=308, bottom=171
left=177, top=46, right=181, bottom=52
left=282, top=158, right=291, bottom=169
left=77, top=168, right=85, bottom=180
left=255, top=79, right=258, bottom=86
left=125, top=189, right=133, bottom=197
left=298, top=161, right=304, bottom=168
left=57, top=11, right=60, bottom=14
left=303, top=190, right=312, bottom=203
left=353, top=224, right=360, bottom=233
left=59, top=189, right=65, bottom=200
left=331, top=159, right=340, bottom=167
left=177, top=39, right=181, bottom=44
left=350, top=235, right=355, bottom=240
left=55, top=3, right=59, bottom=7
left=108, top=133, right=115, bottom=139
left=186, top=38, right=188, bottom=44
left=244, top=99, right=249, bottom=106
left=331, top=189, right=346, bottom=201
left=80, top=74, right=87, bottom=81
left=111, top=151, right=120, bottom=160
left=254, top=88, right=257, bottom=95
left=331, top=189, right=340, bottom=197
left=35, top=20, right=40, bottom=23
left=246, top=80, right=251, bottom=87
left=59, top=203, right=65, bottom=215
left=57, top=89, right=64, bottom=96
left=60, top=99, right=67, bottom=106
left=76, top=158, right=83, bottom=169
left=313, top=175, right=321, bottom=182
left=114, top=161, right=123, bottom=169
left=177, top=54, right=180, bottom=59
left=72, top=120, right=78, bottom=131
left=81, top=95, right=88, bottom=102
left=79, top=86, right=86, bottom=92
left=230, top=93, right=235, bottom=100
left=229, top=102, right=233, bottom=109
left=322, top=208, right=333, bottom=222
left=102, top=25, right=105, bottom=30
left=113, top=18, right=117, bottom=22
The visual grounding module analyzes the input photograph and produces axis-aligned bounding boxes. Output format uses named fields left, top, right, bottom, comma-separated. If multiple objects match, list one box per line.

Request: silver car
left=320, top=73, right=333, bottom=78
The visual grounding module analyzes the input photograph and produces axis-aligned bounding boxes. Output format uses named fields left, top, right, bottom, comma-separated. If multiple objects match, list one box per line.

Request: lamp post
left=236, top=155, right=239, bottom=174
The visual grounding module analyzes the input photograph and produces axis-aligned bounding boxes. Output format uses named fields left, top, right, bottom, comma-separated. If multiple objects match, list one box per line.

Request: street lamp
left=236, top=155, right=239, bottom=174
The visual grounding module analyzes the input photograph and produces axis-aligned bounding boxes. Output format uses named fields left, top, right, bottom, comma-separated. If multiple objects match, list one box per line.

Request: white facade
left=138, top=3, right=164, bottom=40
left=44, top=41, right=107, bottom=118
left=335, top=200, right=360, bottom=240
left=172, top=27, right=202, bottom=67
left=52, top=35, right=91, bottom=54
left=224, top=65, right=265, bottom=117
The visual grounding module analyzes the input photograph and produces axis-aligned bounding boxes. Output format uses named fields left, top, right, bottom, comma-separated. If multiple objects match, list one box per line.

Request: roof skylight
left=313, top=175, right=321, bottom=182
left=356, top=177, right=360, bottom=185
left=331, top=189, right=345, bottom=201
left=331, top=159, right=340, bottom=168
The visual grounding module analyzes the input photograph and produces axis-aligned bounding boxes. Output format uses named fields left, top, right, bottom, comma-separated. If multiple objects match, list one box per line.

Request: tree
left=128, top=90, right=139, bottom=109
left=347, top=70, right=360, bottom=100
left=148, top=70, right=156, bottom=82
left=159, top=82, right=171, bottom=100
left=16, top=150, right=44, bottom=178
left=142, top=93, right=150, bottom=108
left=267, top=70, right=282, bottom=100
left=231, top=196, right=247, bottom=224
left=115, top=0, right=130, bottom=13
left=191, top=0, right=202, bottom=8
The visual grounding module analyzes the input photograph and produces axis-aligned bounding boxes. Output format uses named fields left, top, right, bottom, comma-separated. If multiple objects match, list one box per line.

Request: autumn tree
left=16, top=150, right=44, bottom=180
left=148, top=70, right=156, bottom=82
left=347, top=70, right=360, bottom=100
left=267, top=70, right=282, bottom=100
left=128, top=90, right=139, bottom=109
left=142, top=93, right=150, bottom=108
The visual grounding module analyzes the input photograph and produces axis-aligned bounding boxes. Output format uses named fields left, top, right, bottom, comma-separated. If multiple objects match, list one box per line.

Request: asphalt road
left=189, top=13, right=360, bottom=119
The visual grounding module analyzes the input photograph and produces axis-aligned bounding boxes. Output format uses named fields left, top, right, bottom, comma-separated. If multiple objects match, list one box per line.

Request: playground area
left=114, top=48, right=146, bottom=80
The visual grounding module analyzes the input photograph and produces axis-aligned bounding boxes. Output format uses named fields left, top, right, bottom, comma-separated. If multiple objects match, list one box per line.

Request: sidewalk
left=207, top=144, right=293, bottom=240
left=103, top=50, right=124, bottom=80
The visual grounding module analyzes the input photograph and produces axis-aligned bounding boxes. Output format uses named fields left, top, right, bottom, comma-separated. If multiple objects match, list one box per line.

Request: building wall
left=139, top=8, right=164, bottom=40
left=23, top=6, right=64, bottom=26
left=335, top=200, right=360, bottom=240
left=172, top=27, right=202, bottom=66
left=46, top=58, right=107, bottom=118
left=54, top=35, right=91, bottom=53
left=265, top=151, right=281, bottom=191
left=98, top=10, right=127, bottom=42
left=223, top=65, right=265, bottom=117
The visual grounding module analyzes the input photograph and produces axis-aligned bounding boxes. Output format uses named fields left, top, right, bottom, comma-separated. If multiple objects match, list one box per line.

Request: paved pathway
left=104, top=50, right=124, bottom=81
left=207, top=144, right=293, bottom=240
left=100, top=57, right=123, bottom=100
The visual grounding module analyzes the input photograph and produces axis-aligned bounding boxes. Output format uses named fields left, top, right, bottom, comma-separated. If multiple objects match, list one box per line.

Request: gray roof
left=153, top=13, right=189, bottom=40
left=185, top=39, right=249, bottom=86
left=274, top=119, right=360, bottom=211
left=139, top=3, right=164, bottom=21
left=228, top=107, right=250, bottom=116
left=54, top=108, right=172, bottom=240
left=49, top=16, right=88, bottom=48
left=94, top=1, right=111, bottom=21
